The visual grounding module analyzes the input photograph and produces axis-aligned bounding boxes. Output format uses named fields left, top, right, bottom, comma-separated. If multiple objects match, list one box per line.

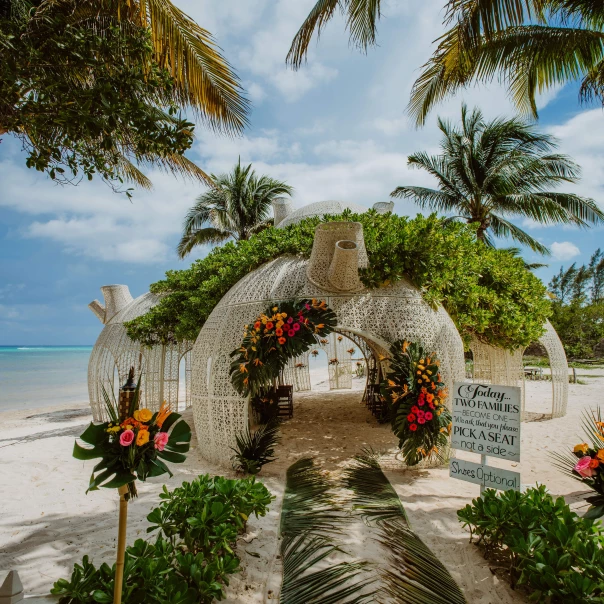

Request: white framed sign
left=450, top=382, right=521, bottom=462
left=449, top=458, right=520, bottom=491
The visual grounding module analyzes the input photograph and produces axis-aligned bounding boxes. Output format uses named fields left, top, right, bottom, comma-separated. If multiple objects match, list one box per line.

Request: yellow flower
left=574, top=443, right=589, bottom=455
left=136, top=430, right=150, bottom=446
left=416, top=370, right=422, bottom=375
left=597, top=449, right=604, bottom=462
left=419, top=358, right=424, bottom=364
left=272, top=307, right=278, bottom=312
left=133, top=408, right=153, bottom=423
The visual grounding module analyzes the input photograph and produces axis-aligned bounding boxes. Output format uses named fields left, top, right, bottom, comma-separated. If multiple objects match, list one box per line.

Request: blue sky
left=1, top=0, right=603, bottom=345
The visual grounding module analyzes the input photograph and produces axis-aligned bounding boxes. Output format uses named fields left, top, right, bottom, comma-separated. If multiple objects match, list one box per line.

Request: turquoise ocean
left=0, top=346, right=92, bottom=412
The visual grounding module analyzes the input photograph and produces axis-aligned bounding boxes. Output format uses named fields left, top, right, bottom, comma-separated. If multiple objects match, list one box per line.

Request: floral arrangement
left=73, top=380, right=191, bottom=500
left=380, top=340, right=452, bottom=466
left=329, top=358, right=339, bottom=365
left=553, top=409, right=604, bottom=519
left=230, top=298, right=337, bottom=397
left=347, top=348, right=356, bottom=356
left=311, top=349, right=319, bottom=357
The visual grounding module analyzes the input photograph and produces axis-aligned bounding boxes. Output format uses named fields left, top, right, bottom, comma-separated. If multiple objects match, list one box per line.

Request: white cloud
left=551, top=241, right=580, bottom=261
left=245, top=81, right=267, bottom=104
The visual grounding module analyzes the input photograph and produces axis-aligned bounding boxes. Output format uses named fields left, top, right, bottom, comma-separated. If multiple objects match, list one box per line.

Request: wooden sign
left=449, top=458, right=520, bottom=491
left=450, top=382, right=521, bottom=462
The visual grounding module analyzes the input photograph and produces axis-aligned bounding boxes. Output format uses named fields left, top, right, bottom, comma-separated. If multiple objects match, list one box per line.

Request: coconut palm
left=177, top=160, right=293, bottom=258
left=288, top=1, right=604, bottom=126
left=409, top=0, right=604, bottom=125
left=391, top=105, right=604, bottom=254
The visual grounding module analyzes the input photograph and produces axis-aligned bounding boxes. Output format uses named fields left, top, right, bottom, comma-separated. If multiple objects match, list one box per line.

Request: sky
left=1, top=0, right=604, bottom=345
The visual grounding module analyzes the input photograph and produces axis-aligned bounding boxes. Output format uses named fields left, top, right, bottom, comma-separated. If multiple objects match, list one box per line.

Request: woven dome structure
left=87, top=286, right=193, bottom=422
left=274, top=199, right=392, bottom=229
left=191, top=221, right=466, bottom=465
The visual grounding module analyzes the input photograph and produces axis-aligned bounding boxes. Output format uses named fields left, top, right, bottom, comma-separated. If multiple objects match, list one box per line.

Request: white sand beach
left=1, top=370, right=602, bottom=603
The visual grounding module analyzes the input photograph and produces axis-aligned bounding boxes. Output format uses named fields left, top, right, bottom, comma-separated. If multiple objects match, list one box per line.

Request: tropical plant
left=289, top=1, right=604, bottom=125
left=549, top=249, right=604, bottom=357
left=125, top=211, right=551, bottom=351
left=177, top=160, right=293, bottom=257
left=1, top=0, right=247, bottom=192
left=392, top=105, right=603, bottom=253
left=344, top=451, right=467, bottom=603
left=146, top=474, right=273, bottom=555
left=552, top=408, right=604, bottom=518
left=231, top=421, right=280, bottom=475
left=53, top=474, right=273, bottom=603
left=280, top=458, right=375, bottom=604
left=409, top=0, right=604, bottom=125
left=458, top=485, right=604, bottom=600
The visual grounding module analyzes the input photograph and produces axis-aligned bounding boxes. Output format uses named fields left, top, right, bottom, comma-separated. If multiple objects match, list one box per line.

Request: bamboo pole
left=113, top=485, right=129, bottom=604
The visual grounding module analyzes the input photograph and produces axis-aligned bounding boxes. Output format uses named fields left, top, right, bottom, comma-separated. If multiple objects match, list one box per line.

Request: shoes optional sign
left=449, top=458, right=520, bottom=491
left=450, top=382, right=521, bottom=462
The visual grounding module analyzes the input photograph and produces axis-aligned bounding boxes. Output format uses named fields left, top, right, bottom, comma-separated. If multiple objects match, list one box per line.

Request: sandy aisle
left=1, top=370, right=601, bottom=602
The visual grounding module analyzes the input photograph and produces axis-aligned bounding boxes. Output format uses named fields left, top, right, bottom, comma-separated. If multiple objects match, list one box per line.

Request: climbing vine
left=125, top=211, right=550, bottom=350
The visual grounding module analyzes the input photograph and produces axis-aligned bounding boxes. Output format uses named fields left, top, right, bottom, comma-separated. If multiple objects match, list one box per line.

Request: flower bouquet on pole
left=73, top=370, right=191, bottom=604
left=380, top=340, right=452, bottom=466
left=553, top=408, right=604, bottom=519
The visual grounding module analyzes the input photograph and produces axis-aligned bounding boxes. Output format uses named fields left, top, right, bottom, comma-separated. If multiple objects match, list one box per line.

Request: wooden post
left=113, top=484, right=129, bottom=604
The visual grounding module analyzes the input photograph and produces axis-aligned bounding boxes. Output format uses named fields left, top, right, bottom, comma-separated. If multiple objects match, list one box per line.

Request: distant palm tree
left=391, top=105, right=604, bottom=254
left=177, top=160, right=293, bottom=258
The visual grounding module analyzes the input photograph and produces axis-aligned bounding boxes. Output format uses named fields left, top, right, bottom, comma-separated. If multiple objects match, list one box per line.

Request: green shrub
left=125, top=212, right=550, bottom=350
left=146, top=474, right=274, bottom=555
left=52, top=475, right=273, bottom=603
left=458, top=486, right=604, bottom=602
left=231, top=421, right=280, bottom=474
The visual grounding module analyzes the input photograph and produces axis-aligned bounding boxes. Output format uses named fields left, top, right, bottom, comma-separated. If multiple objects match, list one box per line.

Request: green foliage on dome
left=125, top=211, right=550, bottom=350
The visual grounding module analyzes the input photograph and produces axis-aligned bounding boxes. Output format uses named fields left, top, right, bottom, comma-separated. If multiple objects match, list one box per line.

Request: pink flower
left=417, top=417, right=426, bottom=425
left=293, top=323, right=301, bottom=331
left=287, top=317, right=294, bottom=324
left=120, top=430, right=135, bottom=446
left=418, top=399, right=425, bottom=406
left=575, top=456, right=597, bottom=478
left=154, top=432, right=169, bottom=451
left=425, top=411, right=433, bottom=421
left=305, top=303, right=311, bottom=310
left=288, top=330, right=296, bottom=337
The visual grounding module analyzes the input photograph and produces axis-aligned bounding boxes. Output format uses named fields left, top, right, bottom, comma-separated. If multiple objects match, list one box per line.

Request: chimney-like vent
left=88, top=285, right=133, bottom=324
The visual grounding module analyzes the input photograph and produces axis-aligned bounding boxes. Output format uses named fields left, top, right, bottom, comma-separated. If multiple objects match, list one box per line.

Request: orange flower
left=426, top=393, right=434, bottom=404
left=574, top=443, right=589, bottom=455
left=401, top=341, right=409, bottom=353
left=438, top=388, right=449, bottom=399
left=590, top=457, right=600, bottom=469
left=278, top=337, right=287, bottom=345
left=266, top=321, right=274, bottom=330
left=239, top=363, right=248, bottom=373
left=254, top=321, right=261, bottom=330
left=155, top=401, right=172, bottom=429
left=597, top=449, right=604, bottom=462
left=253, top=358, right=263, bottom=366
left=276, top=328, right=283, bottom=336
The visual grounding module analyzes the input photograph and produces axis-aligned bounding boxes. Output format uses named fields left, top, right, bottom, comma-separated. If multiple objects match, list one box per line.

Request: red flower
left=425, top=411, right=433, bottom=421
left=278, top=337, right=286, bottom=345
left=407, top=413, right=416, bottom=422
left=254, top=321, right=261, bottom=330
left=409, top=424, right=418, bottom=432
left=411, top=406, right=419, bottom=414
left=417, top=417, right=426, bottom=425
left=266, top=321, right=274, bottom=330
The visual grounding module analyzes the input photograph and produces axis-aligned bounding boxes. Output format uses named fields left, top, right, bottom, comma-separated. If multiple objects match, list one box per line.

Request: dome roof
left=276, top=200, right=369, bottom=228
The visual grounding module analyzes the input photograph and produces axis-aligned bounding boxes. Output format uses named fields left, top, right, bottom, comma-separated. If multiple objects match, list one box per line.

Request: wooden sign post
left=449, top=382, right=521, bottom=493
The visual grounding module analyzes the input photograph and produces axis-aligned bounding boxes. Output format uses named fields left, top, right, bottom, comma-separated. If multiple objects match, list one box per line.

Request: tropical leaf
left=279, top=457, right=376, bottom=603
left=343, top=449, right=408, bottom=524
left=344, top=450, right=467, bottom=603
left=231, top=421, right=280, bottom=475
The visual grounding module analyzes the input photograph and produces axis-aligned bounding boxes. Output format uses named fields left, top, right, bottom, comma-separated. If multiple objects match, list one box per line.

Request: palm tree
left=177, top=160, right=293, bottom=258
left=409, top=0, right=604, bottom=125
left=288, top=1, right=604, bottom=126
left=391, top=105, right=604, bottom=254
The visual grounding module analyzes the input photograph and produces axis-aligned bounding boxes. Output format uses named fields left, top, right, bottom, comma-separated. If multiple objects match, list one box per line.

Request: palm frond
left=142, top=0, right=249, bottom=132
left=489, top=214, right=551, bottom=254
left=343, top=449, right=408, bottom=525
left=176, top=227, right=232, bottom=258
left=281, top=535, right=374, bottom=604
left=379, top=519, right=467, bottom=604
left=280, top=457, right=346, bottom=537
left=344, top=450, right=467, bottom=603
left=280, top=457, right=377, bottom=603
left=287, top=0, right=381, bottom=69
